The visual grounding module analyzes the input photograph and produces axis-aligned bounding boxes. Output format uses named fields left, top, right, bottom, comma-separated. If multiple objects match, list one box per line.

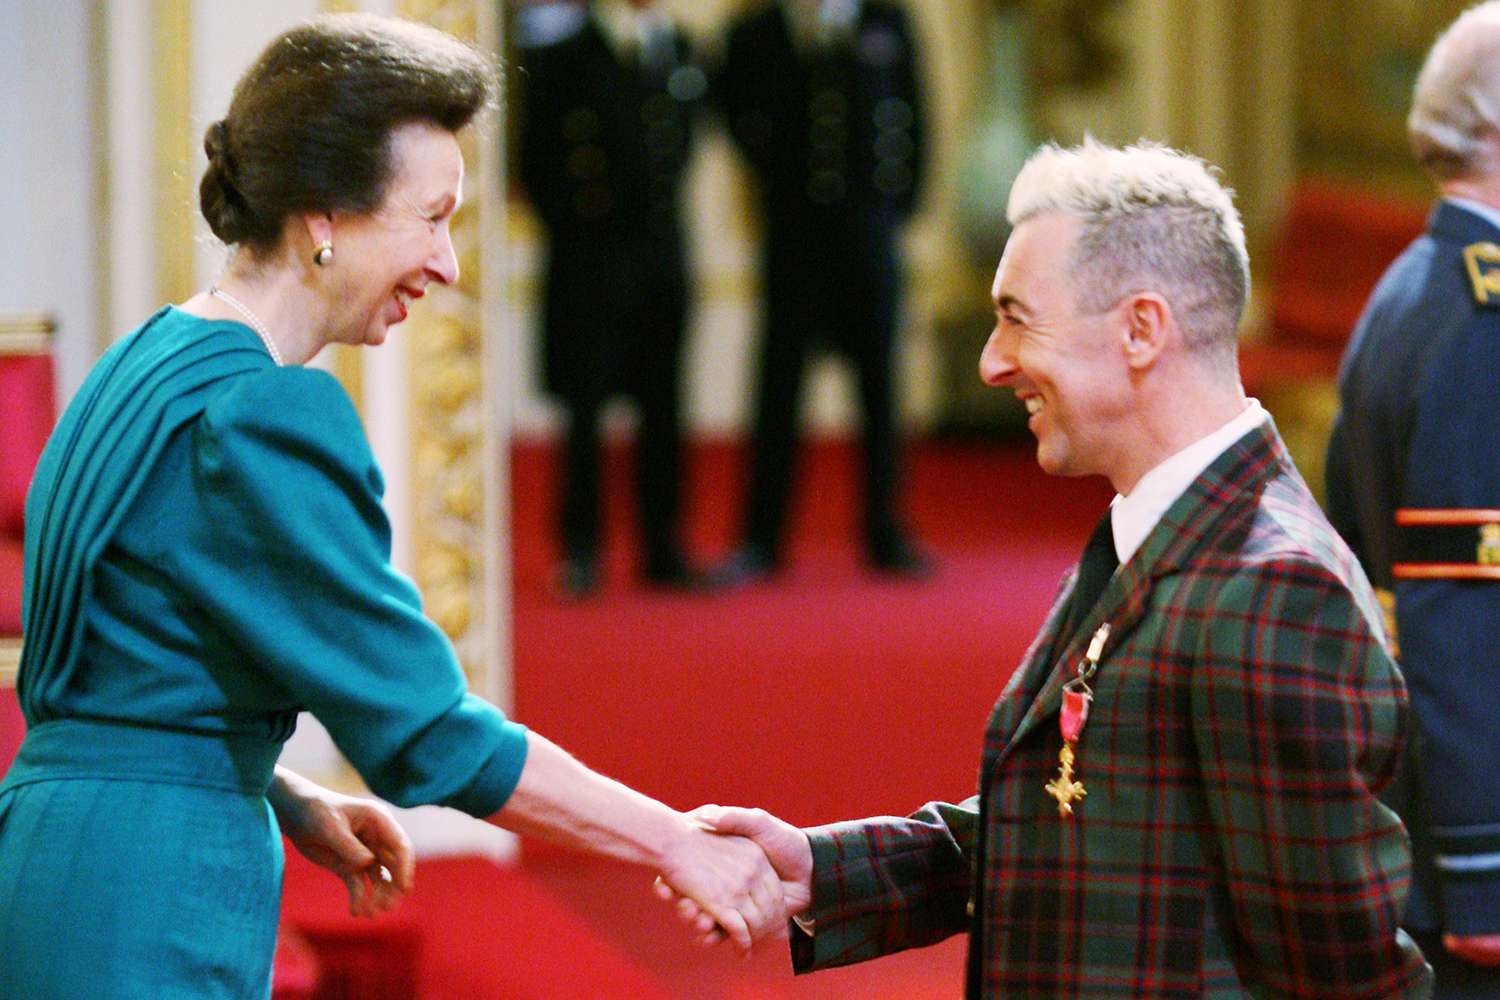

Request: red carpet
left=281, top=849, right=677, bottom=999
left=510, top=435, right=1108, bottom=998
left=279, top=434, right=1111, bottom=998
left=511, top=436, right=1109, bottom=823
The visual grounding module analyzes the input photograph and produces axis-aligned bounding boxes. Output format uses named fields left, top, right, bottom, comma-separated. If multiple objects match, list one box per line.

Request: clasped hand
left=655, top=805, right=814, bottom=954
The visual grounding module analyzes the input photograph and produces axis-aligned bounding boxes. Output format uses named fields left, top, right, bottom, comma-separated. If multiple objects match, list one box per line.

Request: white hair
left=1005, top=138, right=1249, bottom=363
left=1408, top=1, right=1500, bottom=180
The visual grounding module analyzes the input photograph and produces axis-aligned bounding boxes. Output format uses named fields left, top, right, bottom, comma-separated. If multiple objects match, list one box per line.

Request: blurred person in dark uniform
left=716, top=0, right=930, bottom=581
left=1326, top=3, right=1500, bottom=993
left=516, top=0, right=709, bottom=597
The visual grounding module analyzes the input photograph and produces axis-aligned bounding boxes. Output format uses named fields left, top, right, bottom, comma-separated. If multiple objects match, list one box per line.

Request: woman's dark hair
left=200, top=13, right=494, bottom=251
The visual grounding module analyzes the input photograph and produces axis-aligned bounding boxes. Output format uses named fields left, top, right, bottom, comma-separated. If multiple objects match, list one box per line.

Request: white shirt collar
left=1108, top=400, right=1268, bottom=565
left=1444, top=196, right=1500, bottom=233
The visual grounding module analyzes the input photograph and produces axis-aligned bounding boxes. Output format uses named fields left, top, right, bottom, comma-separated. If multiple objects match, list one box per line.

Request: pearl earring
left=312, top=241, right=334, bottom=267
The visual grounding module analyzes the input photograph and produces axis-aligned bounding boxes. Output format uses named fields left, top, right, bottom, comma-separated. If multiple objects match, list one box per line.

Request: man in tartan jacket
left=682, top=141, right=1432, bottom=997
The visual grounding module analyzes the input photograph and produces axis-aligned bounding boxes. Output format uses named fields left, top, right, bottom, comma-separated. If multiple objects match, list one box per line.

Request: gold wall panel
left=396, top=0, right=499, bottom=695
left=1297, top=0, right=1468, bottom=195
left=0, top=640, right=19, bottom=689
left=151, top=0, right=195, bottom=308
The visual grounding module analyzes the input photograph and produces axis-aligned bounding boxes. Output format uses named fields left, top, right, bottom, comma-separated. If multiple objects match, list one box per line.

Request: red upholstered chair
left=0, top=684, right=21, bottom=773
left=0, top=318, right=55, bottom=632
left=1, top=314, right=56, bottom=759
left=1239, top=180, right=1429, bottom=393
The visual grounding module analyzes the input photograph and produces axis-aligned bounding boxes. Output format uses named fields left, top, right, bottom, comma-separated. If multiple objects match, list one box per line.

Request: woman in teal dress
left=0, top=14, right=790, bottom=998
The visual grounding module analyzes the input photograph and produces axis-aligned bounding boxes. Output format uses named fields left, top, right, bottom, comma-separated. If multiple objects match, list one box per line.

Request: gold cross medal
left=1046, top=623, right=1110, bottom=818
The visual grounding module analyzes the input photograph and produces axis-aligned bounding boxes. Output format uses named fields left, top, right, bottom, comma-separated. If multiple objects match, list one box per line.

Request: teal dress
left=0, top=308, right=529, bottom=998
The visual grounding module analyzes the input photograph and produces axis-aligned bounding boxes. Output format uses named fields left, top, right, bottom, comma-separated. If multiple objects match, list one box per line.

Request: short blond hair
left=1006, top=139, right=1249, bottom=364
left=1408, top=1, right=1500, bottom=180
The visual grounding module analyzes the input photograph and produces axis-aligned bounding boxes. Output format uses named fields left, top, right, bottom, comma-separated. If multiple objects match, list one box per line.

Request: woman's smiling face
left=328, top=120, right=464, bottom=347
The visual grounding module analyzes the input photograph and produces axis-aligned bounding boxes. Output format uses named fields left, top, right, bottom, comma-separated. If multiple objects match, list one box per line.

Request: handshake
left=651, top=805, right=814, bottom=953
left=273, top=751, right=818, bottom=955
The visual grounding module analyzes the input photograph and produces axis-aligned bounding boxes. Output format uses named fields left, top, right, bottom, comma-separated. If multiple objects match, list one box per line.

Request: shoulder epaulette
left=1463, top=241, right=1500, bottom=306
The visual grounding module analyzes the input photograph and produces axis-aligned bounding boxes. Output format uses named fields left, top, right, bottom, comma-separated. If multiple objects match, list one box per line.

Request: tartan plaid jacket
left=792, top=422, right=1432, bottom=998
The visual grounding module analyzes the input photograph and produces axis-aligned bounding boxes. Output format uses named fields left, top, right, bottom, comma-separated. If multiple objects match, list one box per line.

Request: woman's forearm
left=486, top=731, right=691, bottom=866
left=267, top=764, right=311, bottom=823
left=486, top=731, right=788, bottom=952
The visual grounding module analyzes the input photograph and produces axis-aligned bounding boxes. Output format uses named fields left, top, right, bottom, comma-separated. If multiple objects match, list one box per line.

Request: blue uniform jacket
left=1327, top=199, right=1500, bottom=937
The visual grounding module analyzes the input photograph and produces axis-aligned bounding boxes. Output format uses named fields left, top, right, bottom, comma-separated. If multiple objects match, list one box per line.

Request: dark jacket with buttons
left=720, top=0, right=924, bottom=232
left=518, top=15, right=704, bottom=400
left=718, top=0, right=923, bottom=358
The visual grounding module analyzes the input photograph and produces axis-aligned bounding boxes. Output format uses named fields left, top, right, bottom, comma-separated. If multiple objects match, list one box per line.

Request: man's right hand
left=657, top=804, right=814, bottom=947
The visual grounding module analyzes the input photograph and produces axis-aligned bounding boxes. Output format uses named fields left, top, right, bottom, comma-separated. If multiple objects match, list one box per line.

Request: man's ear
left=1120, top=292, right=1172, bottom=371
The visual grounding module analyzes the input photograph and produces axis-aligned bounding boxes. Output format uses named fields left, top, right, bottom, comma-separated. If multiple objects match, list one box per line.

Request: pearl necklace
left=209, top=285, right=285, bottom=367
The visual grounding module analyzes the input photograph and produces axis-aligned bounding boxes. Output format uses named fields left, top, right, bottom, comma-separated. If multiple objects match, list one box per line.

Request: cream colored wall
left=0, top=1, right=102, bottom=400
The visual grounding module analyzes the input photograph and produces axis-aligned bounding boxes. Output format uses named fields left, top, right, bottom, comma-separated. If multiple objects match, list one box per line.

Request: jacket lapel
left=994, top=420, right=1289, bottom=757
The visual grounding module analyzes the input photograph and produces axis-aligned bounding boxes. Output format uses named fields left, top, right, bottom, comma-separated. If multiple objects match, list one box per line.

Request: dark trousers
left=556, top=282, right=687, bottom=571
left=743, top=230, right=905, bottom=562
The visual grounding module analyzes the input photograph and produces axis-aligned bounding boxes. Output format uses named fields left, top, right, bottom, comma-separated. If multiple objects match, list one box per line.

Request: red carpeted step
left=405, top=854, right=678, bottom=999
left=270, top=923, right=321, bottom=1000
left=281, top=848, right=678, bottom=1000
left=280, top=845, right=423, bottom=1000
left=512, top=437, right=1109, bottom=826
left=522, top=847, right=967, bottom=1000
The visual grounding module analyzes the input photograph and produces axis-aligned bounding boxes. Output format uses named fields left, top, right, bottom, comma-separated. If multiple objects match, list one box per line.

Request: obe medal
left=1045, top=623, right=1109, bottom=818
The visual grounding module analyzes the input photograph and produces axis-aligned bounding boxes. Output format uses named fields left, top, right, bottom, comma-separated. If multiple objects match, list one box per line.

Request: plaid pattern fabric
left=793, top=423, right=1432, bottom=998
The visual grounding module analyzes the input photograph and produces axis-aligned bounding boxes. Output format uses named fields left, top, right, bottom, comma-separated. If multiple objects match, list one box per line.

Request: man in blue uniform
left=1326, top=4, right=1500, bottom=993
left=715, top=0, right=930, bottom=580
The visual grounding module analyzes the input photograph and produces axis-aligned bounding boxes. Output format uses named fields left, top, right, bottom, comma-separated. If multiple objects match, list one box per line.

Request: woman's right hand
left=655, top=820, right=788, bottom=954
left=656, top=805, right=814, bottom=947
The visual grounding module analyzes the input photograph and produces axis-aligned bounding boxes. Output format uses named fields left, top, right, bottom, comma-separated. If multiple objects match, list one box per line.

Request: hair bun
left=199, top=119, right=250, bottom=244
left=204, top=120, right=241, bottom=185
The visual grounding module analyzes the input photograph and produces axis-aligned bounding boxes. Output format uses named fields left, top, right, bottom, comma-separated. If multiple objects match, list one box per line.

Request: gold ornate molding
left=0, top=639, right=20, bottom=689
left=0, top=314, right=57, bottom=335
left=397, top=0, right=497, bottom=695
